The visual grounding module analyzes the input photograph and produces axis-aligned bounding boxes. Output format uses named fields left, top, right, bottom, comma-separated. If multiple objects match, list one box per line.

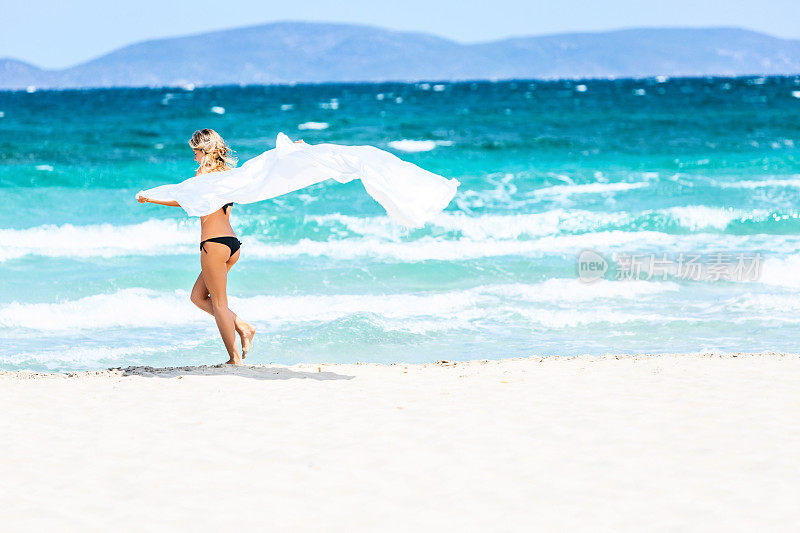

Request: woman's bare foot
left=225, top=353, right=243, bottom=366
left=236, top=323, right=256, bottom=358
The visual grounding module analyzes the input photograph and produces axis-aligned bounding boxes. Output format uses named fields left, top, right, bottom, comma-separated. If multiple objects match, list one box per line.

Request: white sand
left=1, top=353, right=799, bottom=532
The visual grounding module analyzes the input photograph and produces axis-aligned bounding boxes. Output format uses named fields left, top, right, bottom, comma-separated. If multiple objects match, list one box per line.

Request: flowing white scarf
left=136, top=132, right=460, bottom=228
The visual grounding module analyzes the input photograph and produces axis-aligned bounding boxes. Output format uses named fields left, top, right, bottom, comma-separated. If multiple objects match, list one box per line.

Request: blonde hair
left=189, top=128, right=237, bottom=174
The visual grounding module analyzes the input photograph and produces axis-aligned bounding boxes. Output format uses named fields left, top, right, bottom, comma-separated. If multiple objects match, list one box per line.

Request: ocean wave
left=310, top=211, right=620, bottom=240
left=725, top=292, right=800, bottom=313
left=0, top=280, right=681, bottom=332
left=0, top=219, right=198, bottom=261
left=4, top=213, right=800, bottom=262
left=242, top=231, right=684, bottom=260
left=454, top=174, right=656, bottom=210
left=759, top=254, right=800, bottom=288
left=717, top=177, right=800, bottom=189
left=510, top=308, right=689, bottom=329
left=309, top=207, right=772, bottom=240
left=0, top=339, right=207, bottom=369
left=658, top=206, right=786, bottom=231
left=244, top=231, right=800, bottom=261
left=297, top=121, right=329, bottom=130
left=530, top=181, right=650, bottom=197
left=387, top=139, right=454, bottom=152
left=482, top=279, right=680, bottom=302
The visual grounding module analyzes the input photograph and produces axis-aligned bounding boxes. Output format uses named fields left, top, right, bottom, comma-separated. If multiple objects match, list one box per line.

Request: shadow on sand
left=115, top=364, right=354, bottom=381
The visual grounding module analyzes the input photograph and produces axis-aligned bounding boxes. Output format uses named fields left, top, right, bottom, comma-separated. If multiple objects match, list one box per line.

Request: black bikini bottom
left=200, top=236, right=241, bottom=258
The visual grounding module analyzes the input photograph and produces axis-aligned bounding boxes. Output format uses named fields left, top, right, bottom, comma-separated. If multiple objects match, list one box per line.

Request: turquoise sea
left=1, top=76, right=799, bottom=372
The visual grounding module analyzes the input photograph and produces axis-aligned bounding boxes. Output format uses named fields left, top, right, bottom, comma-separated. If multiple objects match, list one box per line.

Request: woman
left=135, top=129, right=459, bottom=365
left=137, top=129, right=260, bottom=365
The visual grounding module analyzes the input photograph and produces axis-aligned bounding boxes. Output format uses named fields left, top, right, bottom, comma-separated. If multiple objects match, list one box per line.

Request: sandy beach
left=1, top=352, right=799, bottom=531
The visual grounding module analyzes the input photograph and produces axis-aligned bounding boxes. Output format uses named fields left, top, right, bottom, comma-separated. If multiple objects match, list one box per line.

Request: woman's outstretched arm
left=137, top=196, right=181, bottom=207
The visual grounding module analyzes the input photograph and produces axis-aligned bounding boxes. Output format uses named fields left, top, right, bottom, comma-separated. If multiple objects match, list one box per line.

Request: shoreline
left=2, top=352, right=798, bottom=531
left=2, top=350, right=796, bottom=378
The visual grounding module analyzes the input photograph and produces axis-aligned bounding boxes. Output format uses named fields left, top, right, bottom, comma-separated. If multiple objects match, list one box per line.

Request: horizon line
left=4, top=72, right=798, bottom=94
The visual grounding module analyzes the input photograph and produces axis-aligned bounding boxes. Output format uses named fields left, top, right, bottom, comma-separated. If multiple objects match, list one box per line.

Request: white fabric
left=135, top=132, right=460, bottom=228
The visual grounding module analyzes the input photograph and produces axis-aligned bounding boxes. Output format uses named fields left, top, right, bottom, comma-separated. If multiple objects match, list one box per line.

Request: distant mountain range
left=2, top=22, right=799, bottom=89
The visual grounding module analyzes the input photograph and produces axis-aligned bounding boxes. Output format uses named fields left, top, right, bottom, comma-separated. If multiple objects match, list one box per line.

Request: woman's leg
left=190, top=250, right=256, bottom=356
left=200, top=242, right=241, bottom=365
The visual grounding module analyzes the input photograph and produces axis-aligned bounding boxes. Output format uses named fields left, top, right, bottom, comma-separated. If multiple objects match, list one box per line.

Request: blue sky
left=4, top=0, right=799, bottom=69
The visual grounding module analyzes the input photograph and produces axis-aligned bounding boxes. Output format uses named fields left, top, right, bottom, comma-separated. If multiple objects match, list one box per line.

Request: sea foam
left=3, top=212, right=799, bottom=263
left=0, top=280, right=683, bottom=333
left=298, top=122, right=329, bottom=130
left=0, top=219, right=197, bottom=261
left=531, top=182, right=649, bottom=197
left=717, top=177, right=800, bottom=189
left=388, top=140, right=453, bottom=152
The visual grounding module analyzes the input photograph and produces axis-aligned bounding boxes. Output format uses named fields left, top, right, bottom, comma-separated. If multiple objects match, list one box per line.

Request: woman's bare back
left=199, top=203, right=236, bottom=240
left=195, top=167, right=237, bottom=240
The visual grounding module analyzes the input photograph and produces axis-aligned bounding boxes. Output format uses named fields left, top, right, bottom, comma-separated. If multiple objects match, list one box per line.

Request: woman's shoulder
left=195, top=166, right=234, bottom=177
